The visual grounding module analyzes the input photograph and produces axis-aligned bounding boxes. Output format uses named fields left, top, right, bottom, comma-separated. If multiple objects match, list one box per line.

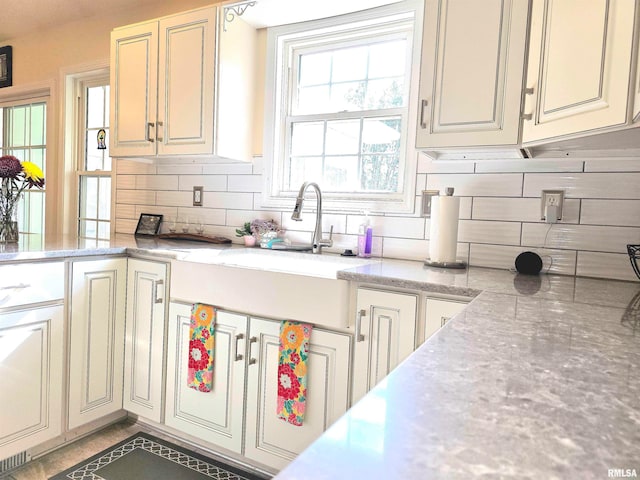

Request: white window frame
left=261, top=0, right=424, bottom=214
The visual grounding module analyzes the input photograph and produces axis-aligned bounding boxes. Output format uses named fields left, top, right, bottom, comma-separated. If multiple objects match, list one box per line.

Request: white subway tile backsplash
left=228, top=175, right=263, bottom=193
left=523, top=173, right=640, bottom=199
left=427, top=174, right=523, bottom=196
left=469, top=243, right=577, bottom=276
left=522, top=223, right=640, bottom=254
left=580, top=199, right=640, bottom=227
left=576, top=251, right=639, bottom=282
left=117, top=190, right=155, bottom=205
left=136, top=175, right=179, bottom=191
left=178, top=175, right=227, bottom=192
left=346, top=215, right=425, bottom=239
left=472, top=197, right=580, bottom=223
left=458, top=220, right=521, bottom=245
left=114, top=153, right=640, bottom=282
left=583, top=158, right=640, bottom=172
left=475, top=159, right=584, bottom=173
left=203, top=163, right=252, bottom=175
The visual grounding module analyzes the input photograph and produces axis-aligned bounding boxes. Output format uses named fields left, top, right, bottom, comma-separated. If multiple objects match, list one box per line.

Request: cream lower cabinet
left=0, top=305, right=64, bottom=460
left=244, top=317, right=351, bottom=470
left=165, top=303, right=247, bottom=453
left=423, top=297, right=468, bottom=341
left=123, top=259, right=168, bottom=423
left=351, top=288, right=418, bottom=403
left=164, top=300, right=351, bottom=471
left=68, top=258, right=127, bottom=430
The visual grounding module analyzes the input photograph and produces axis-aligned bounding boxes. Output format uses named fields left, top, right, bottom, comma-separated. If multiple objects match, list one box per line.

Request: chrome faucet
left=291, top=182, right=333, bottom=254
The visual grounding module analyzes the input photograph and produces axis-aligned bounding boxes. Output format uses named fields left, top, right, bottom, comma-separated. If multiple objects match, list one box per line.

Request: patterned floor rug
left=49, top=432, right=269, bottom=480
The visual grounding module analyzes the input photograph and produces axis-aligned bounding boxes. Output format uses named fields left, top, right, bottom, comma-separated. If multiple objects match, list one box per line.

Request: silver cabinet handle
left=248, top=336, right=257, bottom=365
left=440, top=316, right=450, bottom=327
left=235, top=333, right=244, bottom=361
left=522, top=87, right=535, bottom=121
left=153, top=279, right=164, bottom=304
left=147, top=122, right=155, bottom=143
left=420, top=99, right=428, bottom=129
left=355, top=309, right=366, bottom=342
left=157, top=121, right=163, bottom=142
left=524, top=87, right=534, bottom=95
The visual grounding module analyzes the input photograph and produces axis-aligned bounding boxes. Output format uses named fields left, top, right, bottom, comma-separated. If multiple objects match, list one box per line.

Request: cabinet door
left=68, top=259, right=127, bottom=430
left=123, top=259, right=167, bottom=423
left=352, top=288, right=417, bottom=403
left=423, top=297, right=468, bottom=341
left=157, top=8, right=216, bottom=156
left=165, top=303, right=247, bottom=453
left=110, top=21, right=159, bottom=157
left=416, top=0, right=529, bottom=148
left=0, top=305, right=64, bottom=460
left=244, top=318, right=351, bottom=471
left=522, top=0, right=636, bottom=143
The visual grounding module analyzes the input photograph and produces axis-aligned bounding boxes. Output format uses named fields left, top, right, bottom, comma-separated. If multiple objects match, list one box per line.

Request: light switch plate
left=193, top=186, right=203, bottom=206
left=421, top=190, right=440, bottom=217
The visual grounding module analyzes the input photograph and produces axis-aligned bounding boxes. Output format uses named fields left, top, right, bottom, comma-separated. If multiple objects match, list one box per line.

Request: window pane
left=331, top=46, right=368, bottom=83
left=11, top=107, right=26, bottom=146
left=98, top=221, right=110, bottom=239
left=30, top=103, right=46, bottom=146
left=364, top=78, right=405, bottom=109
left=362, top=117, right=401, bottom=153
left=98, top=177, right=111, bottom=220
left=296, top=85, right=330, bottom=114
left=324, top=155, right=359, bottom=191
left=81, top=220, right=97, bottom=237
left=368, top=40, right=407, bottom=78
left=299, top=52, right=331, bottom=86
left=87, top=86, right=105, bottom=129
left=81, top=177, right=98, bottom=219
left=325, top=120, right=360, bottom=155
left=361, top=154, right=399, bottom=192
left=329, top=82, right=365, bottom=111
left=288, top=156, right=322, bottom=189
left=85, top=132, right=103, bottom=171
left=291, top=122, right=324, bottom=156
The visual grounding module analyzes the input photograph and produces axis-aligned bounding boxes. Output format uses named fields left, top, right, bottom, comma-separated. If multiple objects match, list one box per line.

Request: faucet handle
left=322, top=225, right=334, bottom=248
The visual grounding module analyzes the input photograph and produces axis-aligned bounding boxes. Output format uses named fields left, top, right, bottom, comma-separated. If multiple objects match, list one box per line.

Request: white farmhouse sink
left=177, top=248, right=376, bottom=279
left=171, top=249, right=378, bottom=328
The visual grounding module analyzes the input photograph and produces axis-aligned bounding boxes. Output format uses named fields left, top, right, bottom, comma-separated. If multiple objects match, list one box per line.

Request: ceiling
left=0, top=0, right=169, bottom=43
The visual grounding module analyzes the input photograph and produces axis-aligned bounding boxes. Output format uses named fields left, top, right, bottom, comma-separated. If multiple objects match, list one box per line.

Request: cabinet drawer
left=0, top=262, right=64, bottom=309
left=424, top=298, right=468, bottom=341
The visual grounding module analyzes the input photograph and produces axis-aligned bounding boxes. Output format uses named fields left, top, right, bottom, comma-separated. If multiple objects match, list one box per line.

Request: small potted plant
left=235, top=222, right=256, bottom=247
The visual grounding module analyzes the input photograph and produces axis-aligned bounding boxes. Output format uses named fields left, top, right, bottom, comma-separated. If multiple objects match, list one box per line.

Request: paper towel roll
left=429, top=194, right=460, bottom=263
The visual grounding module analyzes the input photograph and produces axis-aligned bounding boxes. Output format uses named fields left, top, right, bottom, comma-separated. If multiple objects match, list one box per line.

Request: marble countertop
left=3, top=235, right=640, bottom=477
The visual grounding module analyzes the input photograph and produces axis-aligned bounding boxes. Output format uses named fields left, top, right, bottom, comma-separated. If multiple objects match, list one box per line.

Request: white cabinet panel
left=522, top=0, right=636, bottom=143
left=352, top=288, right=417, bottom=403
left=68, top=259, right=127, bottom=430
left=110, top=22, right=158, bottom=157
left=417, top=0, right=529, bottom=148
left=423, top=297, right=467, bottom=340
left=123, top=259, right=167, bottom=423
left=244, top=318, right=351, bottom=470
left=0, top=306, right=64, bottom=460
left=165, top=304, right=247, bottom=453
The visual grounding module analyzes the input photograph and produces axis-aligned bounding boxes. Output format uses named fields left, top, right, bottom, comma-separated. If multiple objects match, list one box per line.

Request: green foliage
left=235, top=221, right=252, bottom=237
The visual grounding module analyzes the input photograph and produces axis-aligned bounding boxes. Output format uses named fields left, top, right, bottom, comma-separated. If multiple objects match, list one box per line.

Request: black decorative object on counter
left=626, top=244, right=640, bottom=280
left=514, top=251, right=543, bottom=275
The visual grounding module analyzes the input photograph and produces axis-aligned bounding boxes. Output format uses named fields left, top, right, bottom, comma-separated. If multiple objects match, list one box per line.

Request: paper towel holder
left=424, top=187, right=466, bottom=269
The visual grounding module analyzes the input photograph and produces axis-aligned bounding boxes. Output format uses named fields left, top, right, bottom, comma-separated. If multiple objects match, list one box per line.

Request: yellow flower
left=294, top=361, right=306, bottom=378
left=21, top=161, right=45, bottom=188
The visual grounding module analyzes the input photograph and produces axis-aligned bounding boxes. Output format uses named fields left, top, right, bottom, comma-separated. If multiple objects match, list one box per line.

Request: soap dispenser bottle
left=357, top=212, right=373, bottom=258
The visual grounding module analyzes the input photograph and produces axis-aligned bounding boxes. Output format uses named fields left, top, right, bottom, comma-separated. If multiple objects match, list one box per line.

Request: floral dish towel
left=277, top=320, right=312, bottom=426
left=187, top=304, right=216, bottom=392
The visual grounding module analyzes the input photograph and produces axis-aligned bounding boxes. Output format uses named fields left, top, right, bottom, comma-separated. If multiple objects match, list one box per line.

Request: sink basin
left=178, top=248, right=376, bottom=279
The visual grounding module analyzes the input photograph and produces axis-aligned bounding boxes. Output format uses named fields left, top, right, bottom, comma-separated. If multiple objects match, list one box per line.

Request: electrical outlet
left=421, top=190, right=440, bottom=217
left=540, top=190, right=564, bottom=221
left=193, top=186, right=203, bottom=206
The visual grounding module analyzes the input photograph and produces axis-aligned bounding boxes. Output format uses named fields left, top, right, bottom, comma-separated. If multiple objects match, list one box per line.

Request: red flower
left=290, top=352, right=300, bottom=364
left=0, top=156, right=22, bottom=179
left=202, top=329, right=210, bottom=339
left=198, top=383, right=210, bottom=392
left=277, top=364, right=300, bottom=400
left=188, top=339, right=209, bottom=370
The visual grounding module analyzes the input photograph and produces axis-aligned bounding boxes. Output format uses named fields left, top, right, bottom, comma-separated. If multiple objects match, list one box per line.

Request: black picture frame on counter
left=135, top=213, right=163, bottom=236
left=0, top=46, right=12, bottom=88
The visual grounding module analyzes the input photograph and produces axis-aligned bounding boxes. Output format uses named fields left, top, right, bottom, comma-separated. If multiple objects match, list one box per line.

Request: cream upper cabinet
left=351, top=288, right=418, bottom=404
left=416, top=0, right=530, bottom=150
left=110, top=6, right=256, bottom=161
left=522, top=0, right=637, bottom=144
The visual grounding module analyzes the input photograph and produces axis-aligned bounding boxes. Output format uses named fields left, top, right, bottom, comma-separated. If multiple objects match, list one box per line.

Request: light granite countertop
left=2, top=235, right=639, bottom=477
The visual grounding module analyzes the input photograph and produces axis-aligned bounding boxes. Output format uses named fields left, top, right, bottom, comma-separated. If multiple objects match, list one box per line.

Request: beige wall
left=7, top=0, right=222, bottom=86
